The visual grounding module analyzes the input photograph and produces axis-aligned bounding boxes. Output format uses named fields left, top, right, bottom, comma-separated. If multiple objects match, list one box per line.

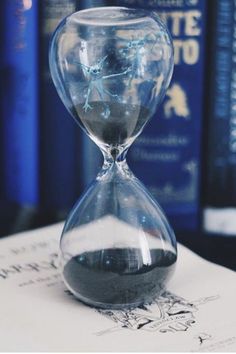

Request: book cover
left=205, top=0, right=235, bottom=207
left=39, top=0, right=82, bottom=219
left=109, top=0, right=207, bottom=232
left=2, top=0, right=39, bottom=207
left=1, top=0, right=42, bottom=236
left=204, top=0, right=236, bottom=235
left=0, top=1, right=4, bottom=201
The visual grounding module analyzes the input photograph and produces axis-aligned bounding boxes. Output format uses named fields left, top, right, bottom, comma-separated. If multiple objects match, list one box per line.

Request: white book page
left=0, top=218, right=235, bottom=352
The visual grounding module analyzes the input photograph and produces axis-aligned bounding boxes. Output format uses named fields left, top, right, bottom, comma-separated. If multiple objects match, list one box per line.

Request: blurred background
left=0, top=0, right=235, bottom=270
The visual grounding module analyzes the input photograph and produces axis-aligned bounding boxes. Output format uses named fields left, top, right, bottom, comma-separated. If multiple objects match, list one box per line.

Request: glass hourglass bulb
left=49, top=6, right=177, bottom=309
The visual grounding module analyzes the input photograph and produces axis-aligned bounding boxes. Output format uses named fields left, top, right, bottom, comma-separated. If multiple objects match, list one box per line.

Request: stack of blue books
left=1, top=0, right=236, bottom=241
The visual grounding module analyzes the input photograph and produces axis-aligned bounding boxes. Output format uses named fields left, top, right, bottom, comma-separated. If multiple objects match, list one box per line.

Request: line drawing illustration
left=195, top=332, right=212, bottom=345
left=95, top=291, right=219, bottom=336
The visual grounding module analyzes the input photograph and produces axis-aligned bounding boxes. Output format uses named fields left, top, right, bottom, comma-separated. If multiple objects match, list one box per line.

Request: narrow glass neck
left=97, top=148, right=132, bottom=180
left=103, top=147, right=128, bottom=165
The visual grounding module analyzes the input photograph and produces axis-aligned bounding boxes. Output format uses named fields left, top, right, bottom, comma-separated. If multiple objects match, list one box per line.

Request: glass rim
left=68, top=6, right=153, bottom=27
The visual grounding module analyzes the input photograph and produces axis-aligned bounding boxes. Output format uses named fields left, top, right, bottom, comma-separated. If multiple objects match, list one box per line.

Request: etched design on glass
left=150, top=73, right=164, bottom=101
left=119, top=34, right=157, bottom=88
left=76, top=55, right=131, bottom=118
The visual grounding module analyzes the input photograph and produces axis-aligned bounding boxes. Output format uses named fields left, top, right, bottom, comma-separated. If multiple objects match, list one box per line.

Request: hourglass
left=49, top=6, right=177, bottom=309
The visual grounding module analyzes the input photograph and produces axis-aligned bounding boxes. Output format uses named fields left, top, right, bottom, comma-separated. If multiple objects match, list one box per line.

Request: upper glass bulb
left=49, top=6, right=173, bottom=156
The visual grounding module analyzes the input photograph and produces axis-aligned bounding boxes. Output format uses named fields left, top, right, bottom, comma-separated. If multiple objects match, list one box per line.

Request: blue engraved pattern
left=77, top=34, right=158, bottom=118
left=77, top=55, right=131, bottom=118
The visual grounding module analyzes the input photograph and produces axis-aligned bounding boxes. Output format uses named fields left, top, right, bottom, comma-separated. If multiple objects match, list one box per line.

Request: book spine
left=203, top=1, right=236, bottom=236
left=205, top=0, right=234, bottom=208
left=0, top=1, right=4, bottom=201
left=80, top=0, right=106, bottom=6
left=228, top=3, right=236, bottom=205
left=110, top=0, right=207, bottom=232
left=2, top=0, right=39, bottom=207
left=39, top=0, right=82, bottom=219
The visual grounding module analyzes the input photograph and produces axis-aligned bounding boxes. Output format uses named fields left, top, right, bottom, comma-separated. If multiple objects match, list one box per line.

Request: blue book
left=205, top=0, right=234, bottom=207
left=0, top=1, right=4, bottom=202
left=204, top=0, right=236, bottom=236
left=2, top=0, right=39, bottom=207
left=110, top=0, right=207, bottom=232
left=39, top=0, right=82, bottom=218
left=80, top=0, right=106, bottom=6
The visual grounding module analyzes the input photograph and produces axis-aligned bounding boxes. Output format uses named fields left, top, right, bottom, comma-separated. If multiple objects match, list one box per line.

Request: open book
left=0, top=218, right=236, bottom=352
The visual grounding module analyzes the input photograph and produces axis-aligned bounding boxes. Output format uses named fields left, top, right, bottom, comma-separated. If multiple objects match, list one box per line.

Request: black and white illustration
left=0, top=225, right=235, bottom=352
left=96, top=291, right=219, bottom=335
left=194, top=332, right=212, bottom=346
